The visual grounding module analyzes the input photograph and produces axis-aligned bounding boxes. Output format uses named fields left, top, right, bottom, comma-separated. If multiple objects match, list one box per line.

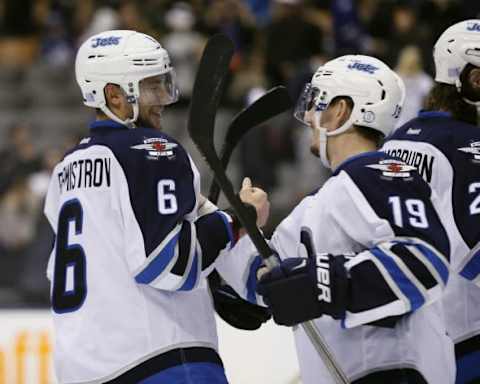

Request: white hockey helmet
left=75, top=30, right=179, bottom=127
left=434, top=20, right=480, bottom=87
left=294, top=55, right=405, bottom=168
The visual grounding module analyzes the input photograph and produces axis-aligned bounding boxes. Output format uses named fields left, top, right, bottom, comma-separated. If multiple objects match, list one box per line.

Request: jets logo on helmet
left=91, top=36, right=122, bottom=48
left=467, top=22, right=480, bottom=32
left=347, top=62, right=379, bottom=74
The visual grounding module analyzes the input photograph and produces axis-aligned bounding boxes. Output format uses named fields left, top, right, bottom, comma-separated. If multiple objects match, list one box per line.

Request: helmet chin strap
left=313, top=112, right=356, bottom=169
left=100, top=99, right=139, bottom=129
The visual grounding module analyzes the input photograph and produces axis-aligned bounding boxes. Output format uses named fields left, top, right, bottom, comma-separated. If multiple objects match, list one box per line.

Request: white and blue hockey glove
left=256, top=255, right=348, bottom=326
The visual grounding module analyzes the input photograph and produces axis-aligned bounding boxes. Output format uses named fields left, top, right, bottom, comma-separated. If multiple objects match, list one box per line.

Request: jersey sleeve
left=112, top=132, right=234, bottom=292
left=214, top=234, right=266, bottom=305
left=331, top=158, right=450, bottom=328
left=215, top=201, right=310, bottom=307
left=44, top=163, right=62, bottom=282
left=453, top=130, right=480, bottom=283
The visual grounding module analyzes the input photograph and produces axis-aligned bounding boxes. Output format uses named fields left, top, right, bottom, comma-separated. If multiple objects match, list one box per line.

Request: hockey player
left=218, top=55, right=455, bottom=383
left=43, top=30, right=269, bottom=383
left=382, top=20, right=480, bottom=384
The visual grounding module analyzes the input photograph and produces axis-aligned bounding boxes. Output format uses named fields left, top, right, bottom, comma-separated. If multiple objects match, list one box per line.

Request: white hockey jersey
left=218, top=151, right=455, bottom=384
left=383, top=111, right=480, bottom=350
left=44, top=120, right=235, bottom=383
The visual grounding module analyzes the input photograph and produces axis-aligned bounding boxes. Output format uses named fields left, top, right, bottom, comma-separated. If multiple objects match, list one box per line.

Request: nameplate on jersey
left=383, top=149, right=434, bottom=182
left=458, top=141, right=480, bottom=164
left=131, top=138, right=178, bottom=160
left=366, top=159, right=416, bottom=180
left=58, top=157, right=111, bottom=193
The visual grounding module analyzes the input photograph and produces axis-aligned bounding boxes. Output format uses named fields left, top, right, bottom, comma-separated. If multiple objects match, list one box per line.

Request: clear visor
left=294, top=83, right=328, bottom=126
left=139, top=70, right=180, bottom=106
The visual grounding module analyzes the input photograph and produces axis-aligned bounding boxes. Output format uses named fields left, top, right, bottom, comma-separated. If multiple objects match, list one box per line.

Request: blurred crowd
left=0, top=0, right=477, bottom=307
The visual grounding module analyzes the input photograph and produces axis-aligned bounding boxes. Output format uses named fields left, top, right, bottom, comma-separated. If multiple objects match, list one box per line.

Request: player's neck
left=328, top=130, right=378, bottom=170
left=96, top=111, right=110, bottom=120
left=95, top=104, right=133, bottom=122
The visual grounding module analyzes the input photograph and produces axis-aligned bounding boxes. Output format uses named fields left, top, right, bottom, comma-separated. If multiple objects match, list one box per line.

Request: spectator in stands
left=0, top=174, right=40, bottom=305
left=0, top=0, right=48, bottom=69
left=0, top=122, right=41, bottom=197
left=265, top=0, right=324, bottom=86
left=19, top=147, right=63, bottom=306
left=162, top=2, right=205, bottom=104
left=395, top=45, right=433, bottom=127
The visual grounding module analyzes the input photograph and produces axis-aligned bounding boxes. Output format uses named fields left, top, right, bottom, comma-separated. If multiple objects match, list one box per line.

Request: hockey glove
left=256, top=255, right=348, bottom=326
left=209, top=270, right=271, bottom=330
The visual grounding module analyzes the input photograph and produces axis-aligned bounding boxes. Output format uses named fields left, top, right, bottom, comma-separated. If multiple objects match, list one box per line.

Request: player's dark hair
left=330, top=96, right=384, bottom=147
left=330, top=95, right=354, bottom=112
left=424, top=82, right=477, bottom=125
left=355, top=126, right=384, bottom=147
left=459, top=63, right=480, bottom=103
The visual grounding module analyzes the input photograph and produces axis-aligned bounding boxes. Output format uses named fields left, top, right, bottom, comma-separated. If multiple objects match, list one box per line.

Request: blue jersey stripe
left=178, top=252, right=199, bottom=291
left=371, top=247, right=425, bottom=311
left=460, top=249, right=480, bottom=282
left=138, top=362, right=228, bottom=384
left=393, top=240, right=449, bottom=285
left=413, top=243, right=449, bottom=285
left=247, top=256, right=263, bottom=304
left=135, top=233, right=180, bottom=284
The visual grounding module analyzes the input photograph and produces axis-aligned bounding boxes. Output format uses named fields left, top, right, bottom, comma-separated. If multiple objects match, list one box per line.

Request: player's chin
left=148, top=109, right=164, bottom=130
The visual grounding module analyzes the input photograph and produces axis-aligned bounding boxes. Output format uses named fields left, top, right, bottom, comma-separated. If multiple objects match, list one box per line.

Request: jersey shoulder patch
left=334, top=151, right=431, bottom=205
left=97, top=128, right=185, bottom=164
left=455, top=131, right=480, bottom=167
left=334, top=151, right=426, bottom=187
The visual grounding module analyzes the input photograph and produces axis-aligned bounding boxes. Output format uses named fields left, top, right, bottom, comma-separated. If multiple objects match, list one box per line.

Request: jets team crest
left=131, top=138, right=178, bottom=160
left=458, top=141, right=480, bottom=163
left=366, top=159, right=416, bottom=178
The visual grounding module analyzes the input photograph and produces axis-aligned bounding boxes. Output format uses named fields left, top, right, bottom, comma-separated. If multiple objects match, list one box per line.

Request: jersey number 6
left=157, top=179, right=178, bottom=215
left=52, top=199, right=87, bottom=313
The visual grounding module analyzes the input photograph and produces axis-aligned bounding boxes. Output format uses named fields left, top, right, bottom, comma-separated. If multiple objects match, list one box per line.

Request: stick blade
left=225, top=86, right=293, bottom=146
left=188, top=34, right=234, bottom=146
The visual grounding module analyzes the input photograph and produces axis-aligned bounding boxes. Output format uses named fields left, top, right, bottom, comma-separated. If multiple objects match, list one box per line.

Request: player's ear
left=469, top=67, right=480, bottom=93
left=104, top=84, right=125, bottom=109
left=333, top=98, right=352, bottom=128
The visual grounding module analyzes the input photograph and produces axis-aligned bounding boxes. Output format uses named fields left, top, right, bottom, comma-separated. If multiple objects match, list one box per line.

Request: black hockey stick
left=188, top=34, right=234, bottom=144
left=188, top=33, right=273, bottom=265
left=208, top=86, right=292, bottom=204
left=188, top=34, right=349, bottom=384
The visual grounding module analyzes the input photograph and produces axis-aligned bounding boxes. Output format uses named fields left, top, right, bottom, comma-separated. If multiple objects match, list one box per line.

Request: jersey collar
left=332, top=151, right=382, bottom=176
left=417, top=110, right=452, bottom=119
left=90, top=119, right=129, bottom=131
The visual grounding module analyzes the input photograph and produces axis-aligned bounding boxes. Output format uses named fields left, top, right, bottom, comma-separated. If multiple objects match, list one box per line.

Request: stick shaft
left=301, top=322, right=349, bottom=383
